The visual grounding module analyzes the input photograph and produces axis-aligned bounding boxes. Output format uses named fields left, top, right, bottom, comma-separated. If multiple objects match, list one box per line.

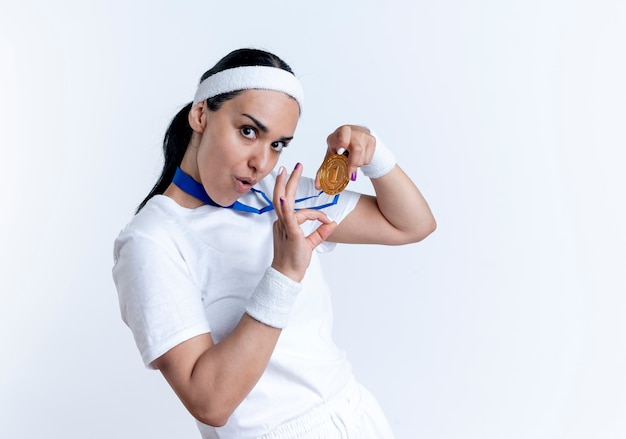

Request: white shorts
left=260, top=377, right=395, bottom=439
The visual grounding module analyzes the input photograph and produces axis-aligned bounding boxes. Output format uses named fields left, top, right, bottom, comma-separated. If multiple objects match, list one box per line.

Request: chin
left=213, top=193, right=241, bottom=207
left=213, top=198, right=235, bottom=207
left=206, top=186, right=237, bottom=207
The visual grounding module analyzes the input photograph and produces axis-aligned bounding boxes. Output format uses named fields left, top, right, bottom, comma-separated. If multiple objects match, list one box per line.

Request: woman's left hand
left=315, top=125, right=376, bottom=190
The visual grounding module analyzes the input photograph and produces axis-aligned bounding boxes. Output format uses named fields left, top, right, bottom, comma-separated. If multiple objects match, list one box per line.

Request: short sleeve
left=112, top=229, right=211, bottom=369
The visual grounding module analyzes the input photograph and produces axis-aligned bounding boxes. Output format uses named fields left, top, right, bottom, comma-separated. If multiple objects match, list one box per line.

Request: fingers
left=306, top=221, right=337, bottom=249
left=314, top=172, right=321, bottom=191
left=271, top=165, right=337, bottom=281
left=285, top=162, right=303, bottom=203
left=275, top=163, right=305, bottom=233
left=274, top=162, right=305, bottom=215
left=325, top=125, right=376, bottom=183
left=274, top=163, right=336, bottom=244
left=292, top=208, right=333, bottom=226
left=273, top=166, right=287, bottom=224
left=293, top=208, right=337, bottom=249
left=275, top=167, right=336, bottom=247
left=326, top=125, right=351, bottom=156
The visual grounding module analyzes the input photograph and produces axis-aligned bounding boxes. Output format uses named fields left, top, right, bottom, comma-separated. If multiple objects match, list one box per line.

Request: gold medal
left=318, top=152, right=350, bottom=195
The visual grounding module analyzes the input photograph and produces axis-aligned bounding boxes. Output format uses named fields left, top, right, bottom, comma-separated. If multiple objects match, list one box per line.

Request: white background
left=1, top=0, right=625, bottom=438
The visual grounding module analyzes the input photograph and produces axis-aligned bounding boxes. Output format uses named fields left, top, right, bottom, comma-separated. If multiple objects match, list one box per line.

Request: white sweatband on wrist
left=245, top=267, right=302, bottom=329
left=192, top=66, right=304, bottom=109
left=361, top=131, right=397, bottom=179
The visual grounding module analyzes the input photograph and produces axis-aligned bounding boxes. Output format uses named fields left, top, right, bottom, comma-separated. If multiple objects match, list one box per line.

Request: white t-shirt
left=112, top=171, right=361, bottom=438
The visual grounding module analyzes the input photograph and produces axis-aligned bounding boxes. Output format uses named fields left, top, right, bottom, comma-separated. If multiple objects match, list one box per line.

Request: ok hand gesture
left=272, top=163, right=337, bottom=282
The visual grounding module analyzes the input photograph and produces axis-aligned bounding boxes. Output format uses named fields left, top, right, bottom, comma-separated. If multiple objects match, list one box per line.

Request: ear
left=188, top=101, right=207, bottom=133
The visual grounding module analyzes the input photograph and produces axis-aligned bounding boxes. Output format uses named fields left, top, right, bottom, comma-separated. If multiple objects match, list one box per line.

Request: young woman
left=113, top=48, right=436, bottom=438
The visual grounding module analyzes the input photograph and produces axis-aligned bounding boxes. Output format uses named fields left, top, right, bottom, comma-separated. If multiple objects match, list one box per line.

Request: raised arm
left=152, top=164, right=336, bottom=427
left=317, top=125, right=436, bottom=245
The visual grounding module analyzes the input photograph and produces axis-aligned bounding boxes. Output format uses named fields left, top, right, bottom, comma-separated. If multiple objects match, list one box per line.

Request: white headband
left=192, top=66, right=304, bottom=109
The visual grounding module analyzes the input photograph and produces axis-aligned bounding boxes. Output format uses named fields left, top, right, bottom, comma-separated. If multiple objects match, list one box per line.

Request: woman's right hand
left=271, top=163, right=337, bottom=282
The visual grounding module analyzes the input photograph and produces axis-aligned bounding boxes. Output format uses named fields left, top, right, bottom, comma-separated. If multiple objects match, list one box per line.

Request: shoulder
left=113, top=196, right=192, bottom=262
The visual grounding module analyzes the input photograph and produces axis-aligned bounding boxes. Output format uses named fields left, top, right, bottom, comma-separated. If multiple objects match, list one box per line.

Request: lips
left=235, top=177, right=256, bottom=193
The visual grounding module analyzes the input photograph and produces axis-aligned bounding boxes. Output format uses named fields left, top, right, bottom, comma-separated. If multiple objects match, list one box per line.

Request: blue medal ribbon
left=172, top=167, right=339, bottom=215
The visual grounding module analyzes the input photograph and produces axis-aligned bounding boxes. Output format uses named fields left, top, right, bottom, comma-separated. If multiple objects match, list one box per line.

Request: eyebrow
left=242, top=113, right=294, bottom=142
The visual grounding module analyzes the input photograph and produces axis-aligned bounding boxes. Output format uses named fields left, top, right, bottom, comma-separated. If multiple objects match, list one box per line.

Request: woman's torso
left=113, top=172, right=361, bottom=437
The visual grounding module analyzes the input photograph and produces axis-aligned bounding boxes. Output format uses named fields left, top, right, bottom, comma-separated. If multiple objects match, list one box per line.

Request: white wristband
left=360, top=131, right=396, bottom=179
left=245, top=267, right=302, bottom=329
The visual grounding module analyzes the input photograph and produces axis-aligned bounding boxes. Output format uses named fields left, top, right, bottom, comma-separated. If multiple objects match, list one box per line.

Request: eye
left=241, top=126, right=257, bottom=140
left=271, top=141, right=287, bottom=152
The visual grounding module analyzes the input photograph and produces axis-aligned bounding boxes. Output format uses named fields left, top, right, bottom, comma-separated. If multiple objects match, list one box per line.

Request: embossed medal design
left=318, top=152, right=350, bottom=195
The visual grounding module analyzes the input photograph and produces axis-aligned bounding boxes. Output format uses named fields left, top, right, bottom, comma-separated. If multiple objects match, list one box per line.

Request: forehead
left=224, top=89, right=300, bottom=121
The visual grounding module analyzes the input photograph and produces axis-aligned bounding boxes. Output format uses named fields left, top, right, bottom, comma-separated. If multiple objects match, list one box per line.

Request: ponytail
left=136, top=102, right=193, bottom=213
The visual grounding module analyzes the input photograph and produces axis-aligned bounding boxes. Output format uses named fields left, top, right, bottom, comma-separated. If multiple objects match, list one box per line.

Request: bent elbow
left=426, top=217, right=437, bottom=237
left=409, top=217, right=437, bottom=244
left=193, top=407, right=231, bottom=428
left=188, top=399, right=236, bottom=428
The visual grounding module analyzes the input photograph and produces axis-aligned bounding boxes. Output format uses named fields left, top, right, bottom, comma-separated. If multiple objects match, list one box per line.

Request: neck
left=178, top=130, right=202, bottom=179
left=167, top=133, right=204, bottom=207
left=163, top=182, right=205, bottom=208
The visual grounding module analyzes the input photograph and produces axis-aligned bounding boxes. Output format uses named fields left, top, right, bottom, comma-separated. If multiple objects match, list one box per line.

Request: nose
left=248, top=145, right=275, bottom=175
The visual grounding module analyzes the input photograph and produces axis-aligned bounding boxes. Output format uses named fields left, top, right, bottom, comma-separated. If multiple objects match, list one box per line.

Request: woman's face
left=195, top=89, right=300, bottom=207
